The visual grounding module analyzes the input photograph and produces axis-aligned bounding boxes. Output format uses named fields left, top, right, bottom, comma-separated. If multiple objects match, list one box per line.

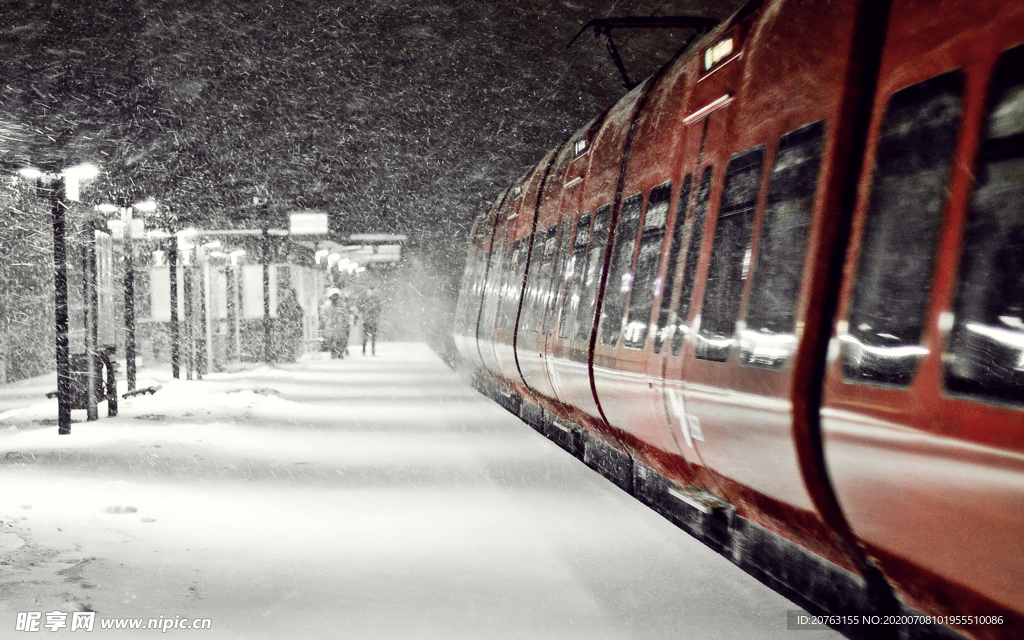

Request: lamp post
left=169, top=232, right=180, bottom=379
left=20, top=163, right=98, bottom=435
left=227, top=250, right=245, bottom=363
left=49, top=173, right=73, bottom=435
left=123, top=198, right=155, bottom=391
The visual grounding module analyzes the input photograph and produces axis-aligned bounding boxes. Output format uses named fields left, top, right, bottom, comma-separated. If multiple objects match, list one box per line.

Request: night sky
left=1, top=0, right=745, bottom=289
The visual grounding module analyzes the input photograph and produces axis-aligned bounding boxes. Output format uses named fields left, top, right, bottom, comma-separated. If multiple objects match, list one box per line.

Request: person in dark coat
left=358, top=288, right=382, bottom=356
left=275, top=285, right=304, bottom=363
left=320, top=290, right=350, bottom=359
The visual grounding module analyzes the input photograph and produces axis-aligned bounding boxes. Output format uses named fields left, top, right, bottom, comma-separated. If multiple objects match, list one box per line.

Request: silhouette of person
left=275, top=285, right=303, bottom=363
left=358, top=288, right=382, bottom=356
left=320, top=290, right=350, bottom=359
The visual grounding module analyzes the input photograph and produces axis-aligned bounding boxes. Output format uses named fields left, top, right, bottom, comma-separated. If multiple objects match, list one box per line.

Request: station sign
left=289, top=211, right=329, bottom=235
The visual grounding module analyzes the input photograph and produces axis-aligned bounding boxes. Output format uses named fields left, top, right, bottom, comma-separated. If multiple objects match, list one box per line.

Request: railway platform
left=0, top=343, right=839, bottom=638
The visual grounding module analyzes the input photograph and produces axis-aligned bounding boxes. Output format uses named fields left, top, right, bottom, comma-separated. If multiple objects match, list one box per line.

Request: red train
left=453, top=0, right=1023, bottom=638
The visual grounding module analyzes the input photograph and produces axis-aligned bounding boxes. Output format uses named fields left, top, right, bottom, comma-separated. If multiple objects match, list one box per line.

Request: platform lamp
left=98, top=197, right=156, bottom=392
left=17, top=163, right=99, bottom=434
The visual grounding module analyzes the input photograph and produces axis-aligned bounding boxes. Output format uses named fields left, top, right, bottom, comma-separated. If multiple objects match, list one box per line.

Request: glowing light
left=134, top=199, right=157, bottom=212
left=63, top=164, right=99, bottom=180
left=96, top=203, right=118, bottom=213
left=839, top=334, right=930, bottom=358
left=18, top=167, right=42, bottom=180
left=704, top=35, right=734, bottom=71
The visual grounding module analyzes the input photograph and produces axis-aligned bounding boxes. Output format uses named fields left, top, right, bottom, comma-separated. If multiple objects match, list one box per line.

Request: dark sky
left=1, top=0, right=745, bottom=275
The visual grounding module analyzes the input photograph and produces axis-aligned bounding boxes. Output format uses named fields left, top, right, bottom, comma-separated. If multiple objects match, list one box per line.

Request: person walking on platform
left=358, top=288, right=382, bottom=356
left=320, top=290, right=350, bottom=359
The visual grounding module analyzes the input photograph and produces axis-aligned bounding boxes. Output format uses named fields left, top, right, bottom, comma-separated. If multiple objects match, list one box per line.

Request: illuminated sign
left=289, top=211, right=329, bottom=235
left=704, top=35, right=735, bottom=72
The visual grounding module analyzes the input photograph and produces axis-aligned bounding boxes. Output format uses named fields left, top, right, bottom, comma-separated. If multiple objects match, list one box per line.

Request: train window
left=524, top=226, right=559, bottom=333
left=499, top=239, right=528, bottom=330
left=599, top=193, right=645, bottom=347
left=741, top=121, right=826, bottom=369
left=518, top=233, right=545, bottom=333
left=574, top=138, right=588, bottom=158
left=574, top=205, right=612, bottom=344
left=623, top=182, right=672, bottom=350
left=654, top=175, right=692, bottom=354
left=479, top=239, right=507, bottom=333
left=559, top=212, right=592, bottom=339
left=544, top=219, right=575, bottom=335
left=697, top=147, right=765, bottom=362
left=842, top=71, right=963, bottom=386
left=703, top=34, right=735, bottom=73
left=672, top=167, right=713, bottom=356
left=537, top=225, right=561, bottom=331
left=495, top=241, right=515, bottom=329
left=945, top=45, right=1024, bottom=407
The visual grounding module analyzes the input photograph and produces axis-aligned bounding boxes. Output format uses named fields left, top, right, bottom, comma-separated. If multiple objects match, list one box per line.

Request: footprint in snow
left=103, top=506, right=138, bottom=514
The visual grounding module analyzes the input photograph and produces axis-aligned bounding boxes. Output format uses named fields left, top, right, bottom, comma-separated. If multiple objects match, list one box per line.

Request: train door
left=477, top=191, right=520, bottom=377
left=660, top=156, right=725, bottom=489
left=454, top=198, right=504, bottom=372
left=591, top=182, right=687, bottom=466
left=516, top=222, right=560, bottom=399
left=544, top=183, right=593, bottom=411
left=655, top=0, right=880, bottom=573
left=539, top=194, right=581, bottom=404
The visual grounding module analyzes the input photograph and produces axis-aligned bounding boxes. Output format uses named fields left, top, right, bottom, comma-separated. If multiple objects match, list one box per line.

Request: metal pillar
left=169, top=236, right=180, bottom=379
left=83, top=232, right=98, bottom=421
left=183, top=253, right=194, bottom=380
left=49, top=177, right=72, bottom=435
left=122, top=205, right=136, bottom=391
left=197, top=251, right=208, bottom=378
left=262, top=229, right=272, bottom=364
left=226, top=263, right=238, bottom=362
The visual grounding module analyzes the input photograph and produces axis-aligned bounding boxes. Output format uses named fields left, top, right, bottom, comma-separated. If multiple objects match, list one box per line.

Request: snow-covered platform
left=0, top=343, right=838, bottom=638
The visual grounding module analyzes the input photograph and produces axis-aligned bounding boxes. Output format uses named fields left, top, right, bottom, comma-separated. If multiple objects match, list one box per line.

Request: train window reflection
left=672, top=167, right=713, bottom=356
left=623, top=182, right=672, bottom=350
left=654, top=175, right=691, bottom=354
left=498, top=239, right=526, bottom=330
left=843, top=71, right=963, bottom=386
left=599, top=193, right=644, bottom=347
left=741, top=121, right=825, bottom=369
left=697, top=146, right=764, bottom=362
left=519, top=232, right=546, bottom=333
left=558, top=213, right=591, bottom=339
left=543, top=220, right=575, bottom=335
left=525, top=225, right=559, bottom=333
left=479, top=230, right=509, bottom=337
left=574, top=205, right=612, bottom=344
left=945, top=45, right=1024, bottom=407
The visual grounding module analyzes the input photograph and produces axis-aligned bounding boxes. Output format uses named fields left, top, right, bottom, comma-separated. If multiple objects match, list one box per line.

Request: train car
left=454, top=1, right=1024, bottom=638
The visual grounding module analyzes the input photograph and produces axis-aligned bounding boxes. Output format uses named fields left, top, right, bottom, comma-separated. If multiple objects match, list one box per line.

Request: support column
left=84, top=231, right=98, bottom=421
left=183, top=252, right=194, bottom=380
left=262, top=229, right=272, bottom=364
left=169, top=235, right=180, bottom=379
left=197, top=250, right=208, bottom=378
left=226, top=263, right=238, bottom=362
left=49, top=177, right=72, bottom=435
left=122, top=205, right=136, bottom=391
